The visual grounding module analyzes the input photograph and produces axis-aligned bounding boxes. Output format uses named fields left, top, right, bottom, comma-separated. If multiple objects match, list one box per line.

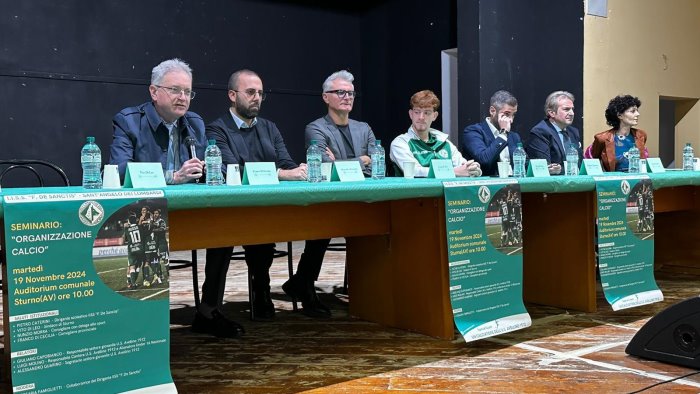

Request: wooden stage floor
left=2, top=241, right=700, bottom=393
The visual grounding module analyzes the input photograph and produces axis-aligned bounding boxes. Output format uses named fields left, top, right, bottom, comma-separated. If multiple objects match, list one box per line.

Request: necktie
left=166, top=123, right=180, bottom=172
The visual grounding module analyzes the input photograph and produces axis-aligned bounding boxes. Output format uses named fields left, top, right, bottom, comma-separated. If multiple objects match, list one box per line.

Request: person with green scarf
left=390, top=90, right=481, bottom=177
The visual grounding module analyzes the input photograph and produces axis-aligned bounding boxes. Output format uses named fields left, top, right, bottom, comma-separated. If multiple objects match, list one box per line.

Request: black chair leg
left=191, top=250, right=200, bottom=308
left=343, top=264, right=348, bottom=294
left=286, top=241, right=297, bottom=311
left=247, top=269, right=255, bottom=320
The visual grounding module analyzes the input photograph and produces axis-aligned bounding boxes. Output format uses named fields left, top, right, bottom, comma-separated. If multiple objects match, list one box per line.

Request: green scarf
left=407, top=133, right=452, bottom=167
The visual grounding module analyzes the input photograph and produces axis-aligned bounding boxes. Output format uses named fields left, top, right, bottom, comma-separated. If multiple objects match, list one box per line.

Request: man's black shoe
left=191, top=310, right=244, bottom=338
left=301, top=293, right=332, bottom=319
left=251, top=289, right=275, bottom=321
left=301, top=283, right=332, bottom=319
left=282, top=276, right=312, bottom=303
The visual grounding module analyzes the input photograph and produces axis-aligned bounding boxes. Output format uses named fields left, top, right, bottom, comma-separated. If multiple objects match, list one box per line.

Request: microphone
left=185, top=136, right=197, bottom=159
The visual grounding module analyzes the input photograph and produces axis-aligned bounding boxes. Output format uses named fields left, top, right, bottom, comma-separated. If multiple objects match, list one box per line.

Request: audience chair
left=231, top=242, right=295, bottom=317
left=0, top=159, right=71, bottom=291
left=326, top=241, right=348, bottom=294
left=169, top=250, right=200, bottom=307
left=0, top=159, right=70, bottom=187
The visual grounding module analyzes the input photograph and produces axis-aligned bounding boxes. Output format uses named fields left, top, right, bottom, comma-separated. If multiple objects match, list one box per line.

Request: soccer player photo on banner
left=594, top=175, right=662, bottom=310
left=2, top=190, right=176, bottom=394
left=443, top=179, right=531, bottom=342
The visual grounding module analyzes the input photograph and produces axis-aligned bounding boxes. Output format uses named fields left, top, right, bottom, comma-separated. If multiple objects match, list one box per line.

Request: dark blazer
left=205, top=113, right=298, bottom=175
left=461, top=120, right=522, bottom=176
left=526, top=120, right=583, bottom=169
left=305, top=114, right=375, bottom=176
left=109, top=101, right=206, bottom=180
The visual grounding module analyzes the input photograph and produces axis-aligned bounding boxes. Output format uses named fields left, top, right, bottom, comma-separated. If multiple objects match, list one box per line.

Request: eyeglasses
left=411, top=109, right=435, bottom=117
left=233, top=89, right=267, bottom=101
left=325, top=90, right=356, bottom=98
left=155, top=85, right=196, bottom=99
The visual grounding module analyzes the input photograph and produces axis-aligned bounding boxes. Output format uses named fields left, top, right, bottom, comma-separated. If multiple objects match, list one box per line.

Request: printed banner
left=443, top=179, right=531, bottom=342
left=594, top=175, right=663, bottom=310
left=2, top=190, right=176, bottom=393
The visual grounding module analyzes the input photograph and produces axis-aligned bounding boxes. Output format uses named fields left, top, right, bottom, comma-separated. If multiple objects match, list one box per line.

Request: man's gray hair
left=322, top=70, right=354, bottom=92
left=544, top=90, right=575, bottom=118
left=151, top=58, right=192, bottom=85
left=490, top=90, right=518, bottom=111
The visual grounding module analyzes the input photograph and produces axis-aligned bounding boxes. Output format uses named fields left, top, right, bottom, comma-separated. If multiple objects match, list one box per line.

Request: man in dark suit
left=202, top=70, right=331, bottom=337
left=305, top=70, right=376, bottom=176
left=461, top=90, right=522, bottom=176
left=109, top=58, right=206, bottom=184
left=526, top=91, right=583, bottom=174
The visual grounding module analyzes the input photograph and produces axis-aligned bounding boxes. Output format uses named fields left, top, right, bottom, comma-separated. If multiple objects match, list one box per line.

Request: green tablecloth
left=1, top=171, right=699, bottom=215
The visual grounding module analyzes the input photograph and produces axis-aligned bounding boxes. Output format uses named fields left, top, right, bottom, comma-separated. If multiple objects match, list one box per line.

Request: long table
left=2, top=173, right=700, bottom=339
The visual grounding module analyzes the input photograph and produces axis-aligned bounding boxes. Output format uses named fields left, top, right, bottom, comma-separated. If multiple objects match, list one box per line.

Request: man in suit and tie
left=202, top=70, right=330, bottom=338
left=461, top=90, right=522, bottom=177
left=526, top=91, right=583, bottom=174
left=304, top=70, right=376, bottom=176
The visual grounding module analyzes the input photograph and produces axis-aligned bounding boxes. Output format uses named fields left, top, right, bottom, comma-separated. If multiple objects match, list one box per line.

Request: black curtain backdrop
left=0, top=0, right=454, bottom=184
left=458, top=0, right=584, bottom=150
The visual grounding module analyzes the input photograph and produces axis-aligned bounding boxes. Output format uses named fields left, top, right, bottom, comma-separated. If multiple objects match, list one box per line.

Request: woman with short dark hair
left=590, top=95, right=648, bottom=172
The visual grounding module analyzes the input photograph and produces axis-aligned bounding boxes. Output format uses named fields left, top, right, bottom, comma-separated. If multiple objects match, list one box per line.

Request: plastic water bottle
left=566, top=143, right=579, bottom=176
left=628, top=146, right=640, bottom=173
left=205, top=139, right=223, bottom=185
left=306, top=139, right=323, bottom=183
left=683, top=142, right=694, bottom=171
left=371, top=139, right=385, bottom=180
left=81, top=136, right=102, bottom=189
left=512, top=142, right=526, bottom=178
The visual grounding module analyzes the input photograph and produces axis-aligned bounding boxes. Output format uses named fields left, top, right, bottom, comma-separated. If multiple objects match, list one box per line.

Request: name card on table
left=242, top=162, right=279, bottom=185
left=321, top=162, right=333, bottom=182
left=124, top=162, right=166, bottom=188
left=331, top=160, right=365, bottom=182
left=428, top=159, right=456, bottom=179
left=579, top=159, right=604, bottom=175
left=526, top=159, right=550, bottom=177
left=646, top=157, right=666, bottom=173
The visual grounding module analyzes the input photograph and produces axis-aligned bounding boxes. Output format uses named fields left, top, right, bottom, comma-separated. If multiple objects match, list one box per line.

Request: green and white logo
left=478, top=185, right=491, bottom=203
left=79, top=200, right=104, bottom=226
left=621, top=180, right=631, bottom=195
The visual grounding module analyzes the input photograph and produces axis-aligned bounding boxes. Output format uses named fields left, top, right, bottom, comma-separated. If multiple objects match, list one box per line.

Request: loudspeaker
left=626, top=297, right=700, bottom=368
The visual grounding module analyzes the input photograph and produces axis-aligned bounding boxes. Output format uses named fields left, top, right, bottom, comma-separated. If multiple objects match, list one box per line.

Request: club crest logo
left=478, top=186, right=491, bottom=203
left=438, top=150, right=449, bottom=159
left=79, top=200, right=104, bottom=226
left=620, top=180, right=631, bottom=195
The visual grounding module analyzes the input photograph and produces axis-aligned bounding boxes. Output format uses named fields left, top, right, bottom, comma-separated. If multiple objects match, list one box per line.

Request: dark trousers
left=295, top=238, right=331, bottom=282
left=200, top=239, right=330, bottom=308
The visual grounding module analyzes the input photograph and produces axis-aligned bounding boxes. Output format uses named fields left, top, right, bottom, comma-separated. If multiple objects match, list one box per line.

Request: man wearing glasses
left=110, top=58, right=206, bottom=184
left=281, top=70, right=376, bottom=321
left=203, top=69, right=324, bottom=336
left=305, top=70, right=376, bottom=176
